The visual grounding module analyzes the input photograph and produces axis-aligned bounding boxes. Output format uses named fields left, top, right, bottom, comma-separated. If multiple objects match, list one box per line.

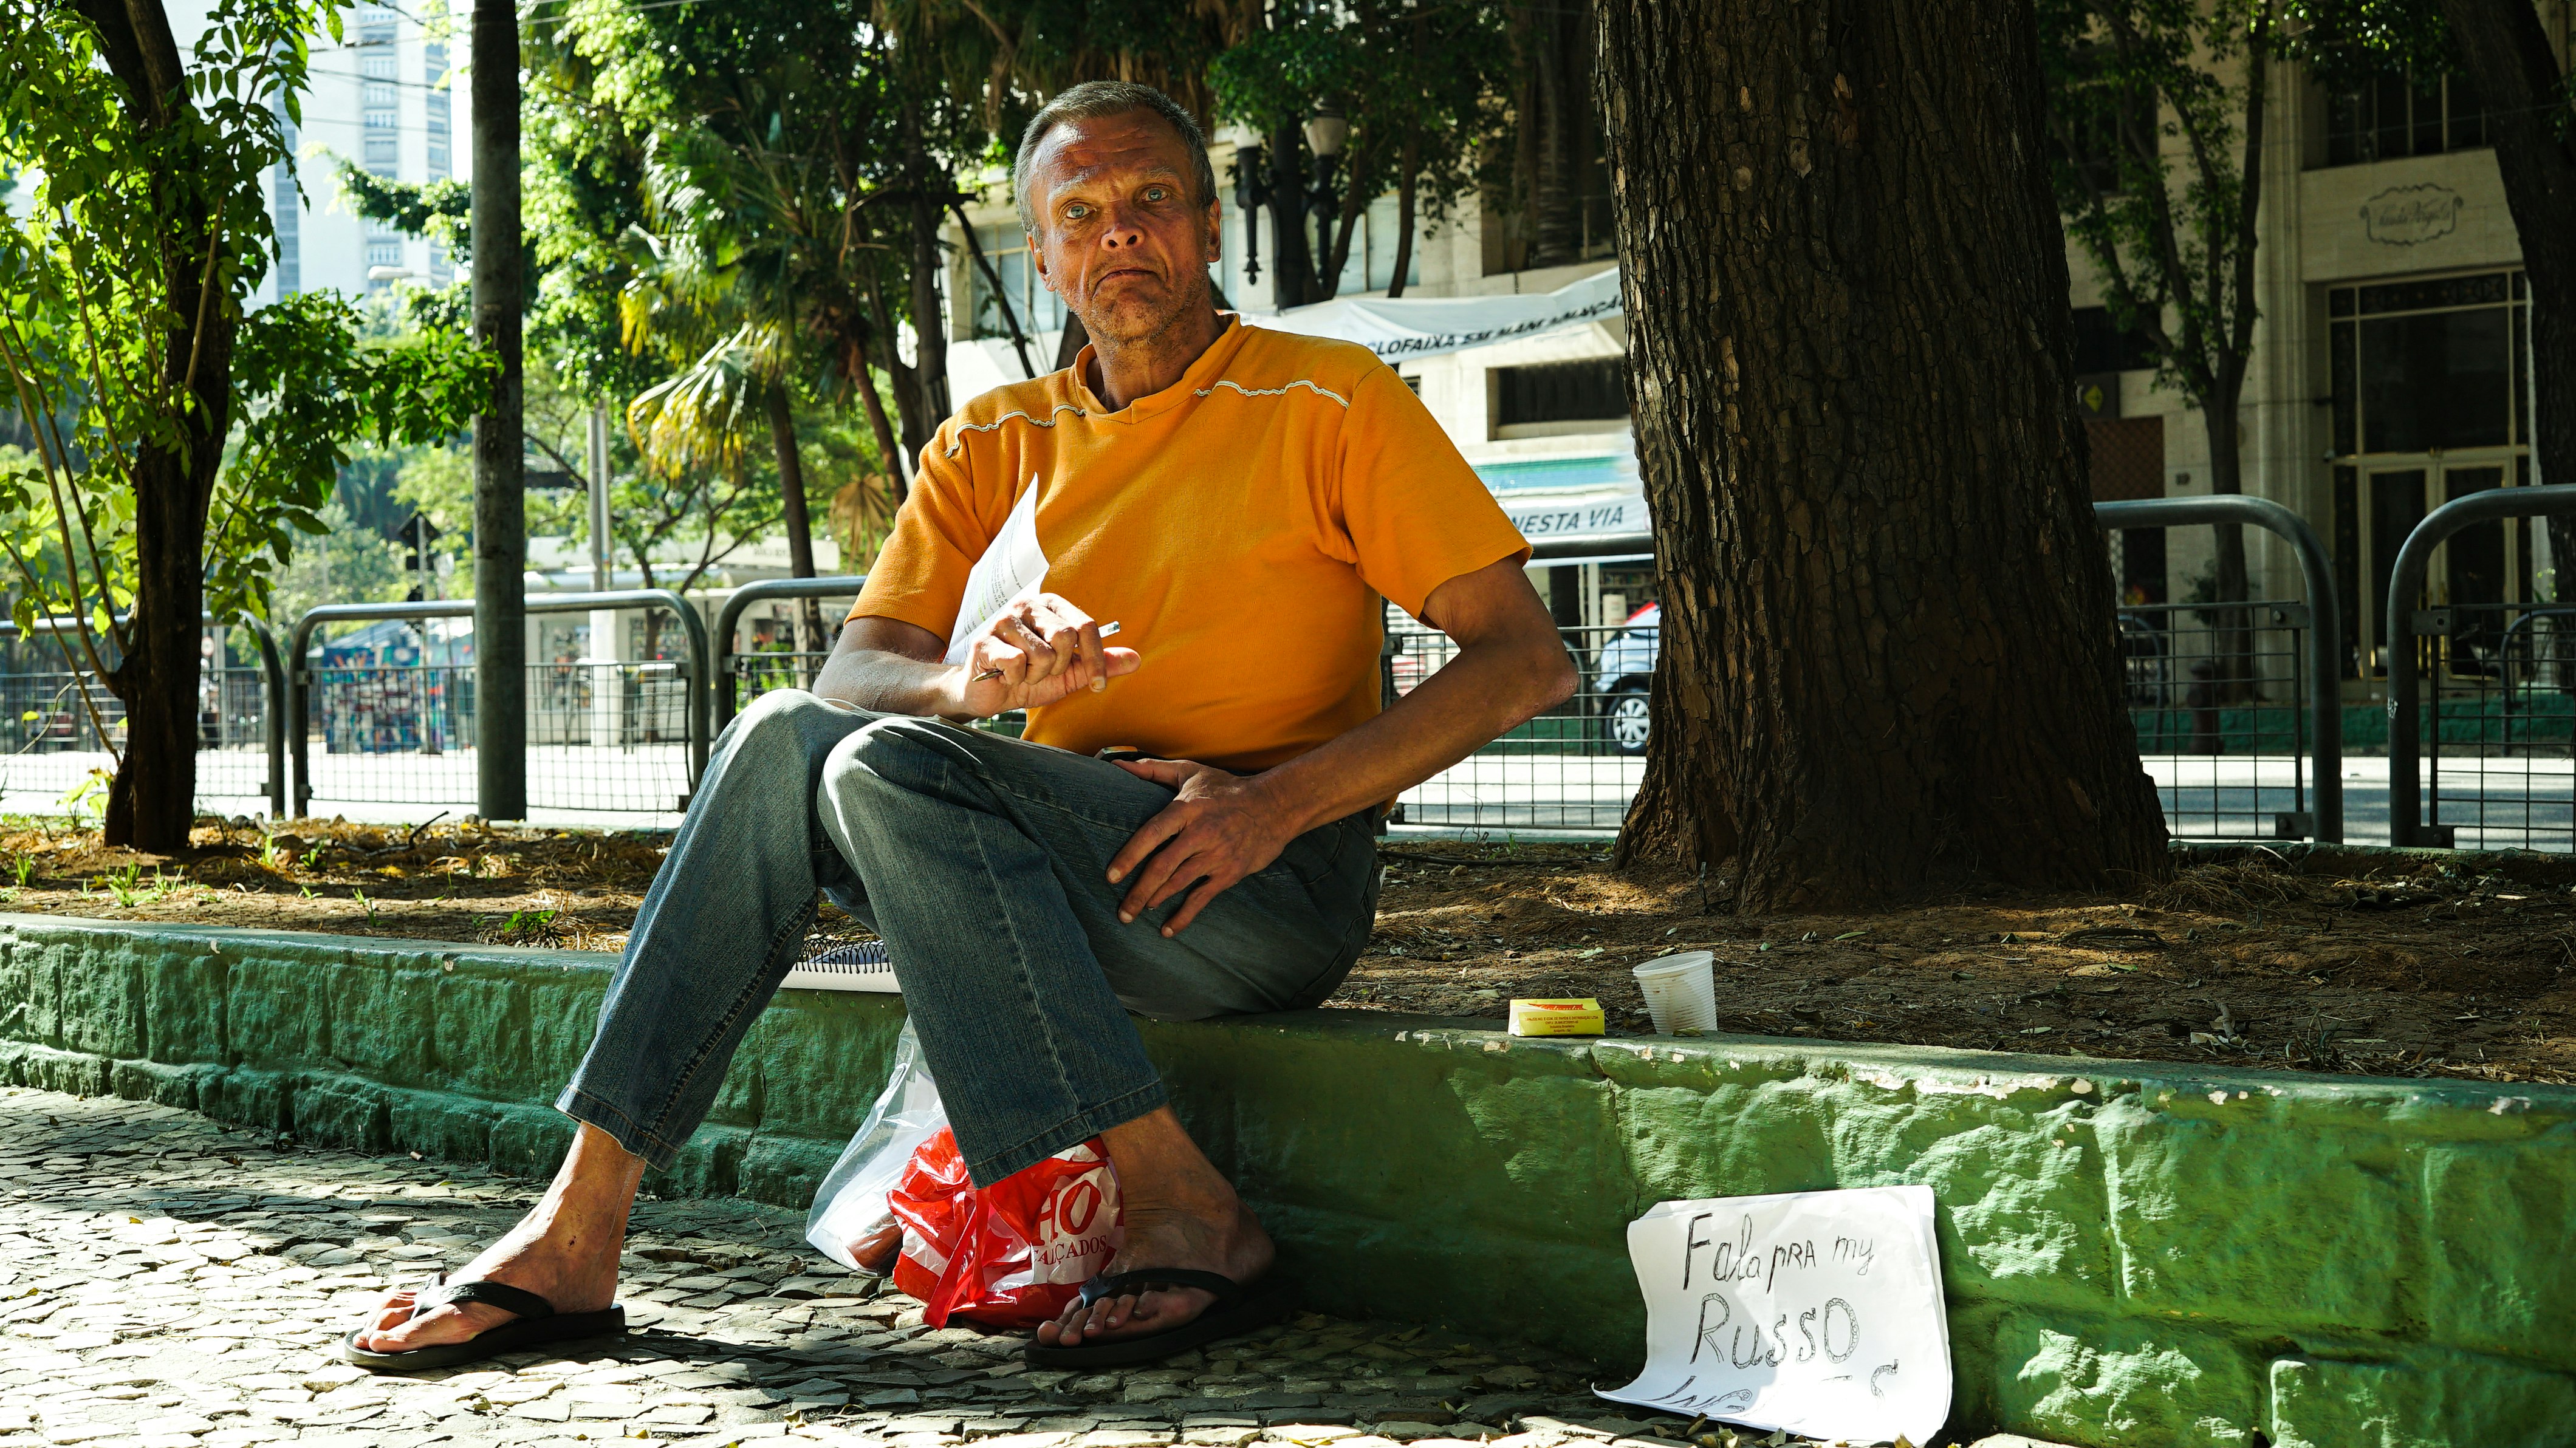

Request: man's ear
left=1029, top=230, right=1059, bottom=295
left=1203, top=200, right=1222, bottom=264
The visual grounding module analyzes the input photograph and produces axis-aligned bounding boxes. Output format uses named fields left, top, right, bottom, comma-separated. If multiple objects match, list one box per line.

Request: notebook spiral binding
left=781, top=938, right=900, bottom=994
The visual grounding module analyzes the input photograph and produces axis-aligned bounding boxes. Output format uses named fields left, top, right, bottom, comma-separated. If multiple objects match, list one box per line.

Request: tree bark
left=1267, top=122, right=1314, bottom=309
left=1386, top=127, right=1419, bottom=299
left=854, top=361, right=909, bottom=507
left=78, top=0, right=226, bottom=852
left=764, top=384, right=827, bottom=670
left=471, top=0, right=526, bottom=819
left=2439, top=0, right=2576, bottom=592
left=1599, top=0, right=2169, bottom=908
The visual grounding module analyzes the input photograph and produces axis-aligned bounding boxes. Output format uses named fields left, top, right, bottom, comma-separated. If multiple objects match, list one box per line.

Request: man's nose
left=1096, top=205, right=1146, bottom=248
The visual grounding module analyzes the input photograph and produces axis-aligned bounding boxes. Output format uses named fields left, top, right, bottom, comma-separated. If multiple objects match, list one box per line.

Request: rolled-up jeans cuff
left=961, top=1078, right=1168, bottom=1184
left=555, top=1085, right=686, bottom=1173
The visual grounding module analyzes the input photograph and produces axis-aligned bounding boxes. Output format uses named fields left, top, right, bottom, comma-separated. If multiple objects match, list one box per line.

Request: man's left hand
left=1106, top=759, right=1298, bottom=935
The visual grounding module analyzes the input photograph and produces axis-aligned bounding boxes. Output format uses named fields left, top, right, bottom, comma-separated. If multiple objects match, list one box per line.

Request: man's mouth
left=1096, top=266, right=1157, bottom=287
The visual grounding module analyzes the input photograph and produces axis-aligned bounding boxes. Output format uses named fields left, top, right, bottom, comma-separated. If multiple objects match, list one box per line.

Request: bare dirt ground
left=14, top=816, right=2571, bottom=1085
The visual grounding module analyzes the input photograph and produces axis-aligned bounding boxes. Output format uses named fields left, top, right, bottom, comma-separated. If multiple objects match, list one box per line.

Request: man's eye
left=1142, top=186, right=1168, bottom=202
left=1064, top=203, right=1090, bottom=220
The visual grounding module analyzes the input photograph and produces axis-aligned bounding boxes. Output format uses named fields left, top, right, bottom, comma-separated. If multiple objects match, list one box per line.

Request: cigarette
left=972, top=621, right=1122, bottom=681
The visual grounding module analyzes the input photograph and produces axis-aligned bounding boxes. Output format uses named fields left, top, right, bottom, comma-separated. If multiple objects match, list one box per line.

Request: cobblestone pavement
left=0, top=1088, right=1890, bottom=1448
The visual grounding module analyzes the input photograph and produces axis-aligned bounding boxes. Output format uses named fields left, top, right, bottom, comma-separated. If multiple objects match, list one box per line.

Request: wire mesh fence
left=2406, top=602, right=2576, bottom=851
left=2116, top=600, right=2315, bottom=841
left=0, top=622, right=278, bottom=816
left=290, top=593, right=707, bottom=819
left=1383, top=607, right=1650, bottom=832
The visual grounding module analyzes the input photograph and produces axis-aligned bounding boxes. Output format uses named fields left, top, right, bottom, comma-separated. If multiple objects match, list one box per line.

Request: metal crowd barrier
left=712, top=575, right=866, bottom=734
left=288, top=590, right=708, bottom=818
left=2095, top=496, right=2345, bottom=843
left=0, top=613, right=286, bottom=818
left=2386, top=483, right=2576, bottom=849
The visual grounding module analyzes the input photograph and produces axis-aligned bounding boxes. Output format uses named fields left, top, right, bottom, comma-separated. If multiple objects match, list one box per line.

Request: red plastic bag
left=886, top=1128, right=1124, bottom=1328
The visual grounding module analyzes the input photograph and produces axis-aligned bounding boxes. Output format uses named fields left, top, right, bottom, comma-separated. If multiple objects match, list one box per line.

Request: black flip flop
left=1024, top=1268, right=1298, bottom=1368
left=341, top=1274, right=626, bottom=1373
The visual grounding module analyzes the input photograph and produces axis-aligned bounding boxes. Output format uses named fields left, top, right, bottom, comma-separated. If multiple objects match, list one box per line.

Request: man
left=349, top=80, right=1573, bottom=1369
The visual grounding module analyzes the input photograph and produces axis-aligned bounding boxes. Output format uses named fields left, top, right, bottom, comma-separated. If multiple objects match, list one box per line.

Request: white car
left=1592, top=602, right=1659, bottom=754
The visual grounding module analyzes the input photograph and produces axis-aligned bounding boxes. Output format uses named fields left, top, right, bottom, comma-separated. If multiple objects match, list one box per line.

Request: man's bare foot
left=1037, top=1106, right=1272, bottom=1349
left=355, top=1124, right=643, bottom=1354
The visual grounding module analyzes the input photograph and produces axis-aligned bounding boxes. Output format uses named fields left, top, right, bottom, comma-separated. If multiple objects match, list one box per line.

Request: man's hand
left=1105, top=760, right=1297, bottom=935
left=950, top=594, right=1142, bottom=719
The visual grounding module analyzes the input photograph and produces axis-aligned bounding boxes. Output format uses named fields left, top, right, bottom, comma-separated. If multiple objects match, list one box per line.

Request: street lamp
left=1221, top=123, right=1269, bottom=286
left=1223, top=107, right=1350, bottom=301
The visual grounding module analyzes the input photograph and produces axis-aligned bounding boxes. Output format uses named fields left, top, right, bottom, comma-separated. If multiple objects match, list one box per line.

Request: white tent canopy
left=1247, top=266, right=1620, bottom=361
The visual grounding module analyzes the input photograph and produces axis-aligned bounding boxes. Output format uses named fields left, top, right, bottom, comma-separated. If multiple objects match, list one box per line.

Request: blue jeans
left=557, top=689, right=1379, bottom=1184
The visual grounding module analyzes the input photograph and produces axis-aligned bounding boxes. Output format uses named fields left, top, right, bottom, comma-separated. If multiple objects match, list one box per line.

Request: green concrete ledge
left=2, top=913, right=2571, bottom=1448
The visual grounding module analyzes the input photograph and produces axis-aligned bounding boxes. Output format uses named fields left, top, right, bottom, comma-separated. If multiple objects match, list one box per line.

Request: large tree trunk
left=77, top=0, right=227, bottom=852
left=2440, top=0, right=2576, bottom=594
left=1600, top=0, right=2169, bottom=909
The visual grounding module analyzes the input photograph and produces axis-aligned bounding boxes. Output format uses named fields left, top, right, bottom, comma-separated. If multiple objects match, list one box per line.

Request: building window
left=1494, top=357, right=1628, bottom=436
left=364, top=132, right=399, bottom=165
left=966, top=225, right=1068, bottom=341
left=366, top=242, right=402, bottom=267
left=2072, top=306, right=2157, bottom=373
left=2328, top=270, right=2525, bottom=457
left=2324, top=69, right=2484, bottom=167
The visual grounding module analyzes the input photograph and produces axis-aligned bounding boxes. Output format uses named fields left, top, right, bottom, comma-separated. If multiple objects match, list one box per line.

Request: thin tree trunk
left=866, top=275, right=925, bottom=463
left=2202, top=391, right=2253, bottom=700
left=906, top=141, right=951, bottom=429
left=1598, top=0, right=2169, bottom=907
left=470, top=0, right=526, bottom=819
left=1268, top=121, right=1313, bottom=309
left=854, top=362, right=908, bottom=507
left=953, top=200, right=1036, bottom=380
left=1386, top=128, right=1419, bottom=299
left=2440, top=0, right=2576, bottom=598
left=76, top=0, right=225, bottom=851
left=764, top=385, right=827, bottom=677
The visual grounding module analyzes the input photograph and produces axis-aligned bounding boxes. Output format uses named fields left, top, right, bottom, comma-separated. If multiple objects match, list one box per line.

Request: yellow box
left=1509, top=997, right=1606, bottom=1037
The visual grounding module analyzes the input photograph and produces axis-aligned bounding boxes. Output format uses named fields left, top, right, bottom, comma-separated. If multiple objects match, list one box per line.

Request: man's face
left=1027, top=110, right=1221, bottom=346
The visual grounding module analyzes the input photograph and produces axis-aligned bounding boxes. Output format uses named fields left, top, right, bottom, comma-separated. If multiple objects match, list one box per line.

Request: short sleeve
left=1333, top=364, right=1531, bottom=620
left=847, top=432, right=991, bottom=638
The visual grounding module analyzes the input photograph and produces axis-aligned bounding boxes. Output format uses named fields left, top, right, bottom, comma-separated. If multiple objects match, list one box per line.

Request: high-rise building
left=171, top=1, right=465, bottom=307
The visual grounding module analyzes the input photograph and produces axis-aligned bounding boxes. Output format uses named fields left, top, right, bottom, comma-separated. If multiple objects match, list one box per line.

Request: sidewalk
left=0, top=1088, right=1788, bottom=1448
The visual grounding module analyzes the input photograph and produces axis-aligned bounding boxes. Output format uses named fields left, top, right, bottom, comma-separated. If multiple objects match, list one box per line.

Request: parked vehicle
left=1593, top=603, right=1659, bottom=754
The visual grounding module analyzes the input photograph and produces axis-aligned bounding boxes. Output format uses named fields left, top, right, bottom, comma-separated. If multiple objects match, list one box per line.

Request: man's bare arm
left=812, top=598, right=1140, bottom=720
left=1106, top=555, right=1576, bottom=933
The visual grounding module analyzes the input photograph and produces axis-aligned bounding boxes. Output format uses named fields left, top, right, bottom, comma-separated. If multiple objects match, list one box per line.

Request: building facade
left=170, top=0, right=459, bottom=307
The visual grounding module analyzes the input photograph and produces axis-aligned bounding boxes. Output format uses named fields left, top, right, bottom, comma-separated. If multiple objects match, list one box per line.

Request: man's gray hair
left=1013, top=81, right=1218, bottom=238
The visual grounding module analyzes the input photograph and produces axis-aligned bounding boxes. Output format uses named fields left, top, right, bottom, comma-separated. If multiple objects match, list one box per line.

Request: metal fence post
left=2384, top=483, right=2576, bottom=847
left=2094, top=496, right=2344, bottom=843
left=235, top=617, right=289, bottom=819
left=710, top=576, right=868, bottom=735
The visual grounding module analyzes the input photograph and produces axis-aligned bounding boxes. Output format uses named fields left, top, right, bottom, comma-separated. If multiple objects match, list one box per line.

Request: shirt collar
left=1071, top=313, right=1250, bottom=423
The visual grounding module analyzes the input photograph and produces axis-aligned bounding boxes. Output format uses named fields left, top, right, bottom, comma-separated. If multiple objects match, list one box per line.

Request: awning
left=1475, top=450, right=1651, bottom=562
left=1253, top=266, right=1621, bottom=362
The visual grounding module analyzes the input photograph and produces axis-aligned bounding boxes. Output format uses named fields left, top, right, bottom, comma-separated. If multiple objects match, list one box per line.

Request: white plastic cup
left=1632, top=950, right=1718, bottom=1036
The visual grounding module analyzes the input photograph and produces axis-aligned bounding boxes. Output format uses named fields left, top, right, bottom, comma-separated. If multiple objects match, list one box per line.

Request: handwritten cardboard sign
left=1597, top=1186, right=1951, bottom=1447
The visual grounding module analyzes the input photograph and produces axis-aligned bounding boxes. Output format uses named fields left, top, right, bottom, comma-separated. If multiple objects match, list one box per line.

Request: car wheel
left=1601, top=685, right=1651, bottom=755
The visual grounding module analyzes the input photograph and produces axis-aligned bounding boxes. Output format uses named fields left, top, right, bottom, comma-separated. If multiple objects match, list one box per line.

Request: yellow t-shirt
left=851, top=316, right=1530, bottom=771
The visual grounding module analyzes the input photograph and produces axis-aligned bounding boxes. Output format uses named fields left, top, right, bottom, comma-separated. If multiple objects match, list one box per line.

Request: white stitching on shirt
left=1194, top=378, right=1353, bottom=408
left=940, top=379, right=1348, bottom=456
left=942, top=403, right=1091, bottom=456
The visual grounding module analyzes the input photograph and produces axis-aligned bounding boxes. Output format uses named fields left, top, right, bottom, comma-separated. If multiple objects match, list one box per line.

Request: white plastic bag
left=804, top=1018, right=947, bottom=1274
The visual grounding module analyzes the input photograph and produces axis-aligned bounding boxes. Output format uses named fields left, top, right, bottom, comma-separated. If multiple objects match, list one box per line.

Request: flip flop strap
left=1078, top=1268, right=1243, bottom=1308
left=418, top=1276, right=556, bottom=1321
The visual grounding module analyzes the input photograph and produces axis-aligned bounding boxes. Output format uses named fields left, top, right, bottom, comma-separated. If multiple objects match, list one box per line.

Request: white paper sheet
left=1597, top=1186, right=1952, bottom=1447
left=943, top=476, right=1049, bottom=665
